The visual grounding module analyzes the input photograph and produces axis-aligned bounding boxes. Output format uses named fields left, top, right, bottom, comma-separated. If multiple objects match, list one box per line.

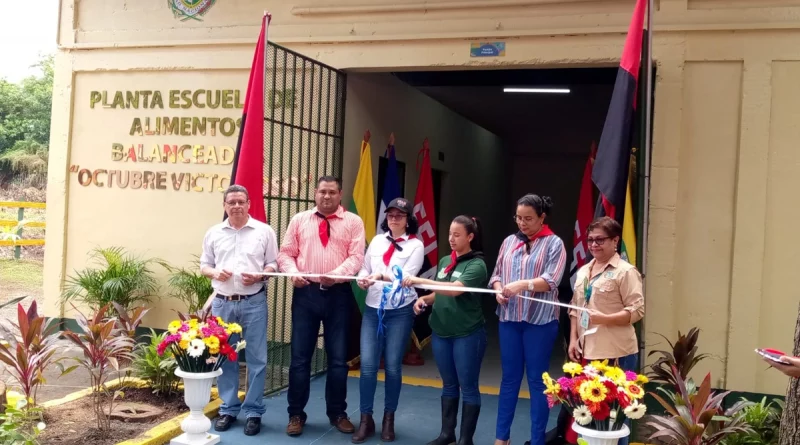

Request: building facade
left=45, top=0, right=800, bottom=396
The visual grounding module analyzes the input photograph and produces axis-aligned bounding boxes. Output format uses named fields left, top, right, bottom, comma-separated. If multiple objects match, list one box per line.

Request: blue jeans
left=431, top=326, right=487, bottom=406
left=210, top=289, right=268, bottom=419
left=287, top=283, right=352, bottom=422
left=359, top=304, right=415, bottom=414
left=611, top=353, right=639, bottom=445
left=496, top=320, right=559, bottom=443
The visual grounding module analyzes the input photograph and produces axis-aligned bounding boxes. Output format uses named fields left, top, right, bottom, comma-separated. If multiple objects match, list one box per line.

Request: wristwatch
left=527, top=280, right=535, bottom=291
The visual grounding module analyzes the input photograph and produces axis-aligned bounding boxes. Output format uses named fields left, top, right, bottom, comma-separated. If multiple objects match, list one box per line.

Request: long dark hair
left=517, top=194, right=554, bottom=217
left=452, top=215, right=483, bottom=252
left=380, top=213, right=420, bottom=235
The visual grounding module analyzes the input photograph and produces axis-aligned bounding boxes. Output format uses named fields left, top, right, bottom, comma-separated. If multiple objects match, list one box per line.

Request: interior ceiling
left=392, top=68, right=617, bottom=142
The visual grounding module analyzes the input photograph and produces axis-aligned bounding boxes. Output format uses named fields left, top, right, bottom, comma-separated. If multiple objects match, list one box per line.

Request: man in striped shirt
left=277, top=176, right=366, bottom=437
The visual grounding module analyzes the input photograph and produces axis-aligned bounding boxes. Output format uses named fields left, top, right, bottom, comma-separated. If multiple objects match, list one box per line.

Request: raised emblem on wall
left=169, top=0, right=216, bottom=21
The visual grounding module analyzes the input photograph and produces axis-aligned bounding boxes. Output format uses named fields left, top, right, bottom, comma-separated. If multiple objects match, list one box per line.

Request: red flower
left=227, top=351, right=238, bottom=362
left=617, top=392, right=631, bottom=409
left=603, top=380, right=618, bottom=401
left=220, top=343, right=233, bottom=355
left=589, top=402, right=611, bottom=421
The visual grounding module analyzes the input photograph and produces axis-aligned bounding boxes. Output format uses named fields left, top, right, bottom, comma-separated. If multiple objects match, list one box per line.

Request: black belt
left=216, top=288, right=264, bottom=302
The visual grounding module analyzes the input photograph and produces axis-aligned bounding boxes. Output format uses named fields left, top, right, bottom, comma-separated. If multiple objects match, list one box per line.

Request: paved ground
left=214, top=376, right=557, bottom=445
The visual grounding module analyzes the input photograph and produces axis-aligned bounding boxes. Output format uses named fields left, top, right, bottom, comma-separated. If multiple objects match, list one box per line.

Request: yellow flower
left=563, top=362, right=583, bottom=376
left=167, top=320, right=182, bottom=334
left=188, top=319, right=199, bottom=330
left=179, top=338, right=190, bottom=350
left=203, top=336, right=220, bottom=350
left=216, top=316, right=224, bottom=324
left=636, top=374, right=650, bottom=385
left=603, top=367, right=626, bottom=385
left=186, top=329, right=198, bottom=339
left=542, top=372, right=560, bottom=395
left=589, top=359, right=609, bottom=372
left=624, top=382, right=645, bottom=400
left=228, top=323, right=243, bottom=334
left=579, top=380, right=608, bottom=404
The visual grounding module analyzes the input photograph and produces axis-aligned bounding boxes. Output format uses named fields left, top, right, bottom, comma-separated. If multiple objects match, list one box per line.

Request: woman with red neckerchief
left=490, top=194, right=567, bottom=445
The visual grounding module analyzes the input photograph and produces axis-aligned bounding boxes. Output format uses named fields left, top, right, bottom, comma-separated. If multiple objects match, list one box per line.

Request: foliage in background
left=0, top=140, right=48, bottom=188
left=721, top=397, right=784, bottom=445
left=58, top=304, right=136, bottom=432
left=61, top=246, right=165, bottom=312
left=648, top=327, right=711, bottom=401
left=0, top=220, right=32, bottom=244
left=0, top=301, right=61, bottom=405
left=165, top=258, right=214, bottom=314
left=0, top=400, right=45, bottom=445
left=132, top=329, right=180, bottom=397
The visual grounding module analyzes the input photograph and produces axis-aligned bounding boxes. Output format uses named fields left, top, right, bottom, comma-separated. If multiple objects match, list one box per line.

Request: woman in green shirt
left=402, top=215, right=488, bottom=445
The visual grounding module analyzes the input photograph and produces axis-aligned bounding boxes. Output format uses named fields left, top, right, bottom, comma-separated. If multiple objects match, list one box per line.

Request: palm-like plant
left=131, top=329, right=179, bottom=396
left=61, top=247, right=164, bottom=312
left=648, top=328, right=711, bottom=390
left=165, top=257, right=213, bottom=314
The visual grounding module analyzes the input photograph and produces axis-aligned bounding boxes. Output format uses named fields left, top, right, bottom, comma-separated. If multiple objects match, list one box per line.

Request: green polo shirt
left=428, top=254, right=488, bottom=338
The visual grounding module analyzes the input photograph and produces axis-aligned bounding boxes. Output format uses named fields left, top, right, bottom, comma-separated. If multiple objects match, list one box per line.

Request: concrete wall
left=47, top=0, right=800, bottom=394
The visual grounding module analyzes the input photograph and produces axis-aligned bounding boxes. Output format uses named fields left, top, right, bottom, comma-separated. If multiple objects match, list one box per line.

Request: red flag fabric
left=591, top=0, right=646, bottom=221
left=229, top=13, right=270, bottom=223
left=410, top=139, right=438, bottom=350
left=568, top=142, right=597, bottom=288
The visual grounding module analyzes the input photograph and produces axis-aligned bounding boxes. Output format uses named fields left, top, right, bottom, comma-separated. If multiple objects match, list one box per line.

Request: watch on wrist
left=527, top=280, right=535, bottom=291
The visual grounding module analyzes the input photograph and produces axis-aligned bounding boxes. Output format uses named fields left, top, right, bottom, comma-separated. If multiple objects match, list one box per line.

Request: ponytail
left=452, top=215, right=483, bottom=252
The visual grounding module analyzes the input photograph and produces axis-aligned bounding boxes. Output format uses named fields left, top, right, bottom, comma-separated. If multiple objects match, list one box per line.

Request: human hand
left=215, top=269, right=233, bottom=282
left=588, top=309, right=608, bottom=326
left=495, top=292, right=509, bottom=306
left=357, top=276, right=371, bottom=290
left=413, top=298, right=427, bottom=315
left=320, top=276, right=336, bottom=287
left=765, top=356, right=800, bottom=378
left=402, top=276, right=419, bottom=288
left=291, top=276, right=309, bottom=288
left=502, top=280, right=528, bottom=298
left=568, top=340, right=582, bottom=362
left=241, top=272, right=259, bottom=286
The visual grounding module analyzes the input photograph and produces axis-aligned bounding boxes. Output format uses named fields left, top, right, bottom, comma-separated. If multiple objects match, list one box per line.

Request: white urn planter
left=171, top=368, right=223, bottom=445
left=572, top=423, right=630, bottom=445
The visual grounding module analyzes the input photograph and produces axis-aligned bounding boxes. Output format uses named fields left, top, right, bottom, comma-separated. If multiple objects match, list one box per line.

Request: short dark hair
left=587, top=216, right=622, bottom=239
left=517, top=194, right=553, bottom=217
left=452, top=215, right=483, bottom=252
left=317, top=175, right=342, bottom=191
left=380, top=212, right=420, bottom=235
left=224, top=184, right=250, bottom=202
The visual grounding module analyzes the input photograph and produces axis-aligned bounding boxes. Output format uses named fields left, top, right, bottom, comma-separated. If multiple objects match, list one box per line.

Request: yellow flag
left=348, top=140, right=376, bottom=243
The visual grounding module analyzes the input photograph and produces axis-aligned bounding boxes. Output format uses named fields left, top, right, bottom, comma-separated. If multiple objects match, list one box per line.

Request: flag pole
left=639, top=0, right=654, bottom=371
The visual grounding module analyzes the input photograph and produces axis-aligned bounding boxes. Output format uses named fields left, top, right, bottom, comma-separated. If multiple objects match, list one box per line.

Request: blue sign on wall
left=470, top=42, right=506, bottom=58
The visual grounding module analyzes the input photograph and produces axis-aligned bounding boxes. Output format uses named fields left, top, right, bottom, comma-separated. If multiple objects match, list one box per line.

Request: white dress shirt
left=200, top=216, right=279, bottom=296
left=358, top=232, right=425, bottom=309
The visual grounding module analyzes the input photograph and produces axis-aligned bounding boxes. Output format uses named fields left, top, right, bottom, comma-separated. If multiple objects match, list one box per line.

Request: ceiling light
left=503, top=87, right=571, bottom=94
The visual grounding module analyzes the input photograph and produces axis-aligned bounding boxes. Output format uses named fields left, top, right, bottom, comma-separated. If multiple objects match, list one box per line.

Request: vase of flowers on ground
left=158, top=316, right=245, bottom=445
left=542, top=360, right=649, bottom=445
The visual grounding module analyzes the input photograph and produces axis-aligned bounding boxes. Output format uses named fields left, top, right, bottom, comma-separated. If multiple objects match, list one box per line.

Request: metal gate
left=261, top=41, right=346, bottom=394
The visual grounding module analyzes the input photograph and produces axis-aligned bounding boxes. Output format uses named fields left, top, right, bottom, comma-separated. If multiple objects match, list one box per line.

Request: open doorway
left=344, top=66, right=624, bottom=391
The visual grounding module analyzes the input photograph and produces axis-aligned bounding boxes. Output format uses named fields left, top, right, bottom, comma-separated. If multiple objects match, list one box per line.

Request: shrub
left=0, top=400, right=45, bottom=445
left=165, top=258, right=213, bottom=314
left=132, top=329, right=180, bottom=396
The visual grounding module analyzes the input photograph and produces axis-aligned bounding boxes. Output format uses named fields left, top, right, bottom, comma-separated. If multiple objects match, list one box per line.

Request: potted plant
left=157, top=315, right=244, bottom=445
left=542, top=360, right=649, bottom=445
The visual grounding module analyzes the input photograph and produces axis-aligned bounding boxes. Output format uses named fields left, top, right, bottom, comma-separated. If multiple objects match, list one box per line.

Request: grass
left=0, top=259, right=44, bottom=290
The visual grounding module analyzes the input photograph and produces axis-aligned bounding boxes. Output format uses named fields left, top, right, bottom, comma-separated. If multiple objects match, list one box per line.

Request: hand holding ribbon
left=377, top=266, right=415, bottom=337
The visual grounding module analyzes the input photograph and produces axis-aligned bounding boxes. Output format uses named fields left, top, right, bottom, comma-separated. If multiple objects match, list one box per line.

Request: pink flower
left=546, top=394, right=558, bottom=409
left=179, top=324, right=190, bottom=332
left=557, top=377, right=574, bottom=391
left=625, top=371, right=638, bottom=382
left=157, top=342, right=168, bottom=356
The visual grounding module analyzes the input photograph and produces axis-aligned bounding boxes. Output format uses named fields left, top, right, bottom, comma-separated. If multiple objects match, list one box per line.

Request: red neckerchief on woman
left=383, top=234, right=416, bottom=265
left=442, top=250, right=482, bottom=280
left=513, top=224, right=555, bottom=254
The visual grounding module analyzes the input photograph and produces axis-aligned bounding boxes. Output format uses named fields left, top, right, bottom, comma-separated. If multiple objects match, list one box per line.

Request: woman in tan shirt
left=568, top=216, right=644, bottom=445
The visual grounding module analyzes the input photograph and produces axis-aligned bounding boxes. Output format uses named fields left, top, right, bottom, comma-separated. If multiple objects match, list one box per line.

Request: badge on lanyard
left=580, top=310, right=590, bottom=329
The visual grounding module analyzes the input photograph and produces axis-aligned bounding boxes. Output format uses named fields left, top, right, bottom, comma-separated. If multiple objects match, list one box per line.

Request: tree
left=0, top=54, right=54, bottom=157
left=779, top=304, right=800, bottom=445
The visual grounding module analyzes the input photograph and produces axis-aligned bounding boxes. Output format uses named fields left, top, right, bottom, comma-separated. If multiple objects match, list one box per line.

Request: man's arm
left=264, top=226, right=279, bottom=274
left=330, top=216, right=366, bottom=278
left=277, top=215, right=301, bottom=273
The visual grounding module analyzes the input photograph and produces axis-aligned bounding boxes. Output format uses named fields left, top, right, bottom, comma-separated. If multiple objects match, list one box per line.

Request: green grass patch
left=0, top=259, right=43, bottom=289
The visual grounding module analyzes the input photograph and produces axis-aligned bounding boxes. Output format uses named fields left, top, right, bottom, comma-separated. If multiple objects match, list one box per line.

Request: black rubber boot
left=455, top=403, right=481, bottom=445
left=426, top=397, right=459, bottom=445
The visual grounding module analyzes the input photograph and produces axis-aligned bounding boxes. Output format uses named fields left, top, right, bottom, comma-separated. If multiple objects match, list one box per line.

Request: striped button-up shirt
left=277, top=206, right=366, bottom=281
left=489, top=233, right=567, bottom=325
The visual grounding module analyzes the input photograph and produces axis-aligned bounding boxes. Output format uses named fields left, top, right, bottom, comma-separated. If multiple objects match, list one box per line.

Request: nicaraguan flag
left=376, top=144, right=401, bottom=233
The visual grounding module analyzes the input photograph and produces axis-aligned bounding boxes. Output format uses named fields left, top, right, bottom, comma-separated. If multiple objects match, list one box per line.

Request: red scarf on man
left=315, top=211, right=339, bottom=247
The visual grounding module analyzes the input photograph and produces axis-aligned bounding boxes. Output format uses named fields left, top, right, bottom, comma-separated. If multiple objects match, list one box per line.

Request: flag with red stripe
left=569, top=141, right=597, bottom=288
left=591, top=0, right=646, bottom=222
left=229, top=13, right=270, bottom=223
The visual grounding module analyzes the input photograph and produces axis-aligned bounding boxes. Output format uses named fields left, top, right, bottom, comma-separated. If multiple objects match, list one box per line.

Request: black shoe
left=455, top=403, right=480, bottom=445
left=244, top=417, right=262, bottom=436
left=427, top=397, right=459, bottom=445
left=214, top=414, right=236, bottom=432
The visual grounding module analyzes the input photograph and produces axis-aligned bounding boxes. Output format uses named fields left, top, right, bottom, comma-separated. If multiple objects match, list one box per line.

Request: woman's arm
left=488, top=238, right=508, bottom=291
left=405, top=276, right=467, bottom=297
left=590, top=267, right=644, bottom=326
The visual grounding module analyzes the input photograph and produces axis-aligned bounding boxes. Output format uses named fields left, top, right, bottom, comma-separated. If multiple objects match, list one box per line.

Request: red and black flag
left=591, top=0, right=647, bottom=222
left=228, top=13, right=271, bottom=223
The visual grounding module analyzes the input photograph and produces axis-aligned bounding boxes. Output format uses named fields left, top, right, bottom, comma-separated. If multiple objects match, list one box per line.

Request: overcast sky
left=0, top=0, right=58, bottom=82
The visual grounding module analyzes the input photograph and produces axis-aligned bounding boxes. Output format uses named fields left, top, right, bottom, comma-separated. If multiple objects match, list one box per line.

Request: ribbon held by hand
left=377, top=266, right=414, bottom=337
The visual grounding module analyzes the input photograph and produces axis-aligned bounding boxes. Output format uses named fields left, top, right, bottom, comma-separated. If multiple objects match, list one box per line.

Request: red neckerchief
left=315, top=210, right=340, bottom=247
left=513, top=224, right=555, bottom=253
left=383, top=234, right=416, bottom=265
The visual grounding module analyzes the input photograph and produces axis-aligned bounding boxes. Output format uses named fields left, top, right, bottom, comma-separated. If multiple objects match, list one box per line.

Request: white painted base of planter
left=571, top=423, right=630, bottom=445
left=170, top=368, right=223, bottom=445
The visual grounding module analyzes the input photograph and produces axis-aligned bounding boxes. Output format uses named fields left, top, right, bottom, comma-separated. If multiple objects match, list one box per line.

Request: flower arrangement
left=542, top=360, right=649, bottom=431
left=157, top=316, right=245, bottom=373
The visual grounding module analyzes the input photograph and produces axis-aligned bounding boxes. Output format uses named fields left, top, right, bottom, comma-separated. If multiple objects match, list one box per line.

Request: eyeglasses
left=386, top=214, right=406, bottom=221
left=225, top=200, right=248, bottom=206
left=513, top=215, right=537, bottom=223
left=586, top=236, right=609, bottom=246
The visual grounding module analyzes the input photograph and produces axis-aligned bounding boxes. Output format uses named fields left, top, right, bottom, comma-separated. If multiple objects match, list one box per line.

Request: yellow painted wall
left=46, top=0, right=800, bottom=395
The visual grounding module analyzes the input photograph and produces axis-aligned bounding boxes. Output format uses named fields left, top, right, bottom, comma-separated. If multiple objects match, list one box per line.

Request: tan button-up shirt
left=569, top=253, right=644, bottom=360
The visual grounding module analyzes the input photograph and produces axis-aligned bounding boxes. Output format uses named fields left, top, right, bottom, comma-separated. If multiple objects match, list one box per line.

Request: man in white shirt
left=200, top=184, right=278, bottom=436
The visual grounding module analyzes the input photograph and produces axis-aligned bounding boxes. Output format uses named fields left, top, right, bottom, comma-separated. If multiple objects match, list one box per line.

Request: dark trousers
left=287, top=283, right=352, bottom=422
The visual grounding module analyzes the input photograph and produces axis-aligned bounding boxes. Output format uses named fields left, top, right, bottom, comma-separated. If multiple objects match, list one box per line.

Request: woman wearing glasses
left=490, top=194, right=567, bottom=445
left=568, top=216, right=644, bottom=445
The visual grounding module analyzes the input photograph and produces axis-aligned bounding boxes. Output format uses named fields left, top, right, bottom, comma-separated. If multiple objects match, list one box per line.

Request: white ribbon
left=251, top=271, right=589, bottom=312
